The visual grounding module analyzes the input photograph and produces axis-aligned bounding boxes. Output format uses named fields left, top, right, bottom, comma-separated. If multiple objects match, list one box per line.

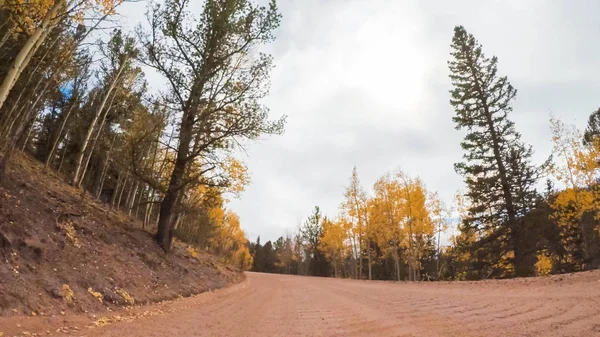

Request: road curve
left=83, top=271, right=600, bottom=337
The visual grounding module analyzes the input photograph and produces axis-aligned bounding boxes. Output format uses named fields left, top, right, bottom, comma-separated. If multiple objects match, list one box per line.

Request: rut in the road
left=19, top=270, right=597, bottom=337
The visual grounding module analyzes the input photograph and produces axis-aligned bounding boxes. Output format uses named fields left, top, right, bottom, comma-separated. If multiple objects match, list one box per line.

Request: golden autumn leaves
left=4, top=0, right=122, bottom=35
left=319, top=167, right=449, bottom=281
left=184, top=161, right=252, bottom=270
left=548, top=116, right=600, bottom=269
left=209, top=209, right=254, bottom=270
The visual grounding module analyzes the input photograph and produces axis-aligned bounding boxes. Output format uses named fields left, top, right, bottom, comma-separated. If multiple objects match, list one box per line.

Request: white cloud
left=115, top=0, right=600, bottom=242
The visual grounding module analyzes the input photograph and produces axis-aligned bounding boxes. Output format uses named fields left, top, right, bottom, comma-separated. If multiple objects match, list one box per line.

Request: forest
left=0, top=0, right=284, bottom=270
left=250, top=27, right=600, bottom=281
left=1, top=0, right=599, bottom=283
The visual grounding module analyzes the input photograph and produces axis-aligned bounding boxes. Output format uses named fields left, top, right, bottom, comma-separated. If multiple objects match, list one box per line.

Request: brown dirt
left=3, top=270, right=600, bottom=336
left=0, top=154, right=243, bottom=321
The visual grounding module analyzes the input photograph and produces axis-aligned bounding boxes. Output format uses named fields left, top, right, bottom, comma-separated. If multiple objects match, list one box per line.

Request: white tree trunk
left=96, top=135, right=116, bottom=200
left=0, top=22, right=16, bottom=50
left=45, top=101, right=77, bottom=168
left=72, top=62, right=127, bottom=185
left=128, top=180, right=139, bottom=216
left=115, top=174, right=129, bottom=210
left=0, top=0, right=65, bottom=111
left=77, top=93, right=116, bottom=187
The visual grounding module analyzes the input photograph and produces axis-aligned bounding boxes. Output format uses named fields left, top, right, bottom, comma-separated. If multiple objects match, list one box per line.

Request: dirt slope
left=3, top=270, right=599, bottom=336
left=0, top=154, right=243, bottom=319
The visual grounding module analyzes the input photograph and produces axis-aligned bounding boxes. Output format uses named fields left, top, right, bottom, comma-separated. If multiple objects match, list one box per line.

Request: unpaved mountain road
left=5, top=271, right=600, bottom=337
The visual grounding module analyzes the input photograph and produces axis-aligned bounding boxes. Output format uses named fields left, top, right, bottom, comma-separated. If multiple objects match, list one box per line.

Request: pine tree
left=300, top=206, right=324, bottom=275
left=448, top=26, right=539, bottom=277
left=583, top=108, right=600, bottom=145
left=139, top=0, right=284, bottom=252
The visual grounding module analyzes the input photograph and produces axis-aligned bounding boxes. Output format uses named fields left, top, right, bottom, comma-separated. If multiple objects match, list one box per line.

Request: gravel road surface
left=4, top=271, right=600, bottom=337
left=81, top=271, right=600, bottom=337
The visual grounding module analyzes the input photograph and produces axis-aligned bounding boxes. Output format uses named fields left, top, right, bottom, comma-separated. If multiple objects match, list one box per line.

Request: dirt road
left=6, top=271, right=600, bottom=336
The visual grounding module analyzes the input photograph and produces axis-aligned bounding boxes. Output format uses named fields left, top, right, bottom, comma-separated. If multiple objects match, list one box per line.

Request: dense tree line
left=250, top=26, right=600, bottom=281
left=0, top=0, right=283, bottom=270
left=251, top=171, right=441, bottom=280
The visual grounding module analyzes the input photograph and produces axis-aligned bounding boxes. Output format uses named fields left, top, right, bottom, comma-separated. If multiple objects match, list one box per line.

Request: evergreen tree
left=448, top=26, right=539, bottom=277
left=583, top=108, right=600, bottom=145
left=252, top=236, right=265, bottom=272
left=300, top=206, right=330, bottom=276
left=262, top=241, right=276, bottom=273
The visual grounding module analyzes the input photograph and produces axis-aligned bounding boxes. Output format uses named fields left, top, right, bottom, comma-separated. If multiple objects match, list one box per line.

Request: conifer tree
left=583, top=108, right=600, bottom=145
left=448, top=25, right=539, bottom=277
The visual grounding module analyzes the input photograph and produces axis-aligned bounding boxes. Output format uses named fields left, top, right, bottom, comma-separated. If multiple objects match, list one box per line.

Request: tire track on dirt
left=18, top=270, right=600, bottom=337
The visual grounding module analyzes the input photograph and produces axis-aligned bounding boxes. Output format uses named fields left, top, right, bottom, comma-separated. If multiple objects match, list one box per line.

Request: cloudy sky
left=118, top=0, right=600, bottom=242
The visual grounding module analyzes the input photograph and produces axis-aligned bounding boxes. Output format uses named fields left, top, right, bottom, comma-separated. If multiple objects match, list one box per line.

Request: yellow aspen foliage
left=186, top=246, right=199, bottom=259
left=368, top=169, right=436, bottom=280
left=549, top=116, right=599, bottom=189
left=549, top=116, right=600, bottom=262
left=87, top=288, right=104, bottom=303
left=3, top=0, right=123, bottom=34
left=535, top=250, right=554, bottom=276
left=210, top=210, right=252, bottom=269
left=233, top=245, right=253, bottom=271
left=319, top=217, right=347, bottom=276
left=340, top=167, right=367, bottom=276
left=60, top=284, right=75, bottom=304
left=402, top=176, right=435, bottom=276
left=221, top=157, right=250, bottom=196
left=448, top=191, right=478, bottom=280
left=4, top=0, right=57, bottom=34
left=370, top=177, right=402, bottom=250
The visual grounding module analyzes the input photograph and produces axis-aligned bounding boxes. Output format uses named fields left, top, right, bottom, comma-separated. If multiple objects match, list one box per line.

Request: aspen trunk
left=115, top=175, right=129, bottom=210
left=1, top=65, right=52, bottom=142
left=57, top=135, right=68, bottom=174
left=135, top=184, right=145, bottom=219
left=393, top=245, right=401, bottom=281
left=72, top=62, right=127, bottom=185
left=349, top=230, right=358, bottom=279
left=0, top=22, right=16, bottom=50
left=96, top=136, right=115, bottom=200
left=20, top=116, right=37, bottom=151
left=367, top=246, right=372, bottom=280
left=0, top=0, right=65, bottom=111
left=144, top=188, right=155, bottom=229
left=358, top=233, right=363, bottom=279
left=109, top=173, right=122, bottom=209
left=333, top=256, right=338, bottom=278
left=128, top=181, right=139, bottom=216
left=365, top=210, right=372, bottom=281
left=0, top=34, right=61, bottom=138
left=45, top=100, right=77, bottom=168
left=0, top=74, right=54, bottom=180
left=122, top=178, right=133, bottom=210
left=436, top=224, right=442, bottom=279
left=78, top=92, right=117, bottom=187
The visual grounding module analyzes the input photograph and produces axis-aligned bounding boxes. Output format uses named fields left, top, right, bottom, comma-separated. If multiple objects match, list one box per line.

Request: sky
left=116, top=0, right=600, bottom=242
